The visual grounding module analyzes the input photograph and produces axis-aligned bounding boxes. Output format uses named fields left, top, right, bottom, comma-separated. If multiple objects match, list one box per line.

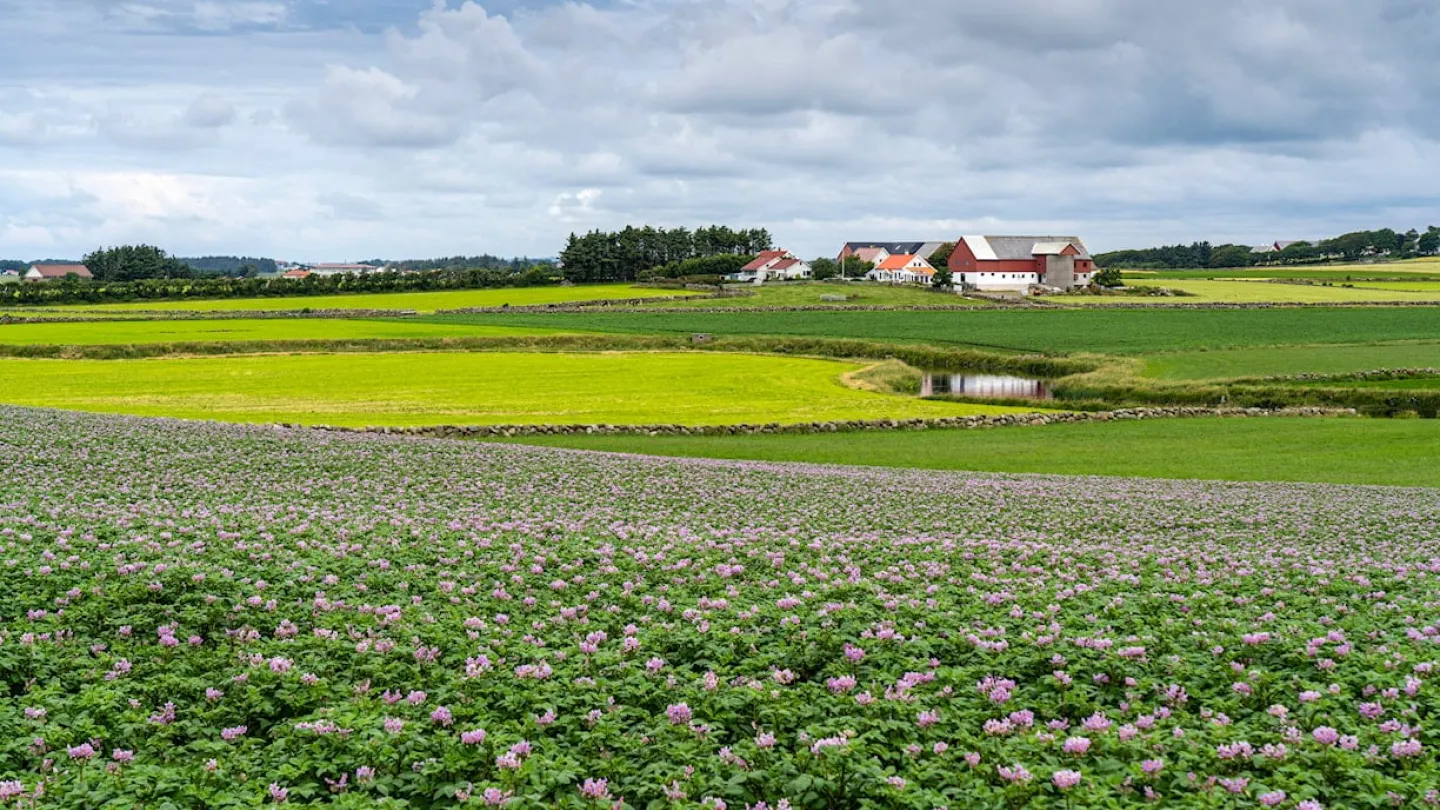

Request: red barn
left=947, top=236, right=1094, bottom=291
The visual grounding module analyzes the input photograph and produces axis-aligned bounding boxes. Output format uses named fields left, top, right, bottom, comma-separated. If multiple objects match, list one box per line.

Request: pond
left=920, top=371, right=1054, bottom=400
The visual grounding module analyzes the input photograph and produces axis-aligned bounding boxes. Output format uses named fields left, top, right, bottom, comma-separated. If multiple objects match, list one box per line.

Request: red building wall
left=949, top=240, right=1094, bottom=275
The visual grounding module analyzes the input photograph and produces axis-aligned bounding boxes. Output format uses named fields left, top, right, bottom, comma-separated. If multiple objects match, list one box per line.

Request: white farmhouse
left=729, top=250, right=813, bottom=282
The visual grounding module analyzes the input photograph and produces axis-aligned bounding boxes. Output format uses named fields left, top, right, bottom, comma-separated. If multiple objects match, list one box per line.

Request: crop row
left=0, top=408, right=1438, bottom=808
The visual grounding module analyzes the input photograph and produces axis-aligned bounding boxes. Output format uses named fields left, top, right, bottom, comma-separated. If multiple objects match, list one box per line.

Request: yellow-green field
left=0, top=318, right=578, bottom=346
left=1349, top=281, right=1440, bottom=293
left=28, top=284, right=694, bottom=314
left=0, top=352, right=1036, bottom=427
left=1067, top=279, right=1440, bottom=304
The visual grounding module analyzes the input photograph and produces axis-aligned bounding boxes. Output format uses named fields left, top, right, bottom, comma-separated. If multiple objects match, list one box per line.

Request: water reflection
left=921, top=372, right=1053, bottom=400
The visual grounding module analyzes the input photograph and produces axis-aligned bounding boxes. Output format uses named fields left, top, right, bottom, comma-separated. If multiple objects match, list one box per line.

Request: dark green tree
left=928, top=242, right=955, bottom=270
left=83, top=245, right=192, bottom=282
left=1208, top=245, right=1254, bottom=268
left=931, top=267, right=953, bottom=289
left=1093, top=266, right=1124, bottom=287
left=810, top=258, right=840, bottom=280
left=1418, top=228, right=1440, bottom=255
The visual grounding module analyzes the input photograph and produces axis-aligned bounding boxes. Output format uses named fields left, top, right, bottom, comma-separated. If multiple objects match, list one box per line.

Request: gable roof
left=845, top=241, right=928, bottom=256
left=961, top=236, right=1092, bottom=261
left=28, top=263, right=93, bottom=279
left=852, top=247, right=889, bottom=263
left=741, top=250, right=790, bottom=272
left=1031, top=241, right=1078, bottom=256
left=877, top=253, right=917, bottom=270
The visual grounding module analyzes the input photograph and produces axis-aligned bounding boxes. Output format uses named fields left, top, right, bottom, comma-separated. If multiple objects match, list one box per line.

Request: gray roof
left=844, top=241, right=929, bottom=256
left=971, top=236, right=1092, bottom=261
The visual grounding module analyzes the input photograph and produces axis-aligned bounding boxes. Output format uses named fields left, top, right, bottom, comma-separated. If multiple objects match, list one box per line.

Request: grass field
left=1067, top=279, right=1440, bottom=304
left=1297, top=377, right=1440, bottom=390
left=1143, top=341, right=1440, bottom=380
left=641, top=282, right=983, bottom=308
left=1350, top=281, right=1440, bottom=293
left=430, top=307, right=1440, bottom=354
left=0, top=317, right=578, bottom=346
left=1124, top=257, right=1440, bottom=281
left=29, top=284, right=694, bottom=314
left=0, top=352, right=1035, bottom=427
left=499, top=417, right=1440, bottom=487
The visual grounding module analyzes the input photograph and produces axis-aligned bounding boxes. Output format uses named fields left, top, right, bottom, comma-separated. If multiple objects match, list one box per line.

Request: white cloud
left=0, top=0, right=1438, bottom=262
left=548, top=188, right=602, bottom=221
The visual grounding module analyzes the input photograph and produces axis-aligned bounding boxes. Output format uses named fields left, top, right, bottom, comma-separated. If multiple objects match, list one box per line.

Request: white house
left=304, top=263, right=383, bottom=277
left=25, top=263, right=93, bottom=282
left=866, top=253, right=934, bottom=284
left=729, top=250, right=813, bottom=282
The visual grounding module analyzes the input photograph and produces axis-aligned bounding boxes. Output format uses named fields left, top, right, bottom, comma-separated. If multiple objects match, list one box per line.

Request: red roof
left=741, top=250, right=789, bottom=272
left=877, top=253, right=917, bottom=271
left=29, top=263, right=93, bottom=279
left=770, top=259, right=800, bottom=270
left=283, top=269, right=312, bottom=278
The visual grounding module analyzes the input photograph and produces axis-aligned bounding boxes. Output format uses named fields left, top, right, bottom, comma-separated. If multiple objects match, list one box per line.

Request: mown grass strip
left=496, top=416, right=1440, bottom=487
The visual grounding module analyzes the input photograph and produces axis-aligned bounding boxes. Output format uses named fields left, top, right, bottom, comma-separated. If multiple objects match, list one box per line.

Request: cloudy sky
left=2, top=0, right=1438, bottom=261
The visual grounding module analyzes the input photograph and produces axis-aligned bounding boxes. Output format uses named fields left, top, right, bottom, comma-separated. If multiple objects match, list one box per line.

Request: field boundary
left=0, top=333, right=1095, bottom=376
left=294, top=406, right=1353, bottom=438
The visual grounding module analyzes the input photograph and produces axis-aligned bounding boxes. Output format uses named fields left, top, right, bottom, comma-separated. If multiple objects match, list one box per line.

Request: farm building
left=304, top=263, right=384, bottom=277
left=947, top=236, right=1094, bottom=292
left=25, top=263, right=93, bottom=282
left=839, top=241, right=948, bottom=262
left=729, top=250, right=813, bottom=282
left=866, top=254, right=935, bottom=284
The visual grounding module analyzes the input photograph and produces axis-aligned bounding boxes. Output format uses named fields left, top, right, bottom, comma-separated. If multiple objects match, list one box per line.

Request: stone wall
left=296, top=407, right=1353, bottom=439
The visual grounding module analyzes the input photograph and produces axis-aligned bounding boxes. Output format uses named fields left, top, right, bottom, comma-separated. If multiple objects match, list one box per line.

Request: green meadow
left=639, top=282, right=986, bottom=308
left=1065, top=279, right=1440, bottom=304
left=499, top=417, right=1440, bottom=487
left=0, top=318, right=576, bottom=346
left=429, top=307, right=1440, bottom=354
left=0, top=352, right=1032, bottom=427
left=1143, top=342, right=1440, bottom=381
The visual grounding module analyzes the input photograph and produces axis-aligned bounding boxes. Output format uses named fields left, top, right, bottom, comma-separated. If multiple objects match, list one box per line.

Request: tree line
left=1, top=266, right=559, bottom=307
left=371, top=255, right=554, bottom=273
left=559, top=225, right=773, bottom=282
left=1097, top=226, right=1440, bottom=269
left=4, top=247, right=550, bottom=281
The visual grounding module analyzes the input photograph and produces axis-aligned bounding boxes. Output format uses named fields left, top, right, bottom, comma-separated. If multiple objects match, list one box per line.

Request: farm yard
left=3, top=409, right=1440, bottom=809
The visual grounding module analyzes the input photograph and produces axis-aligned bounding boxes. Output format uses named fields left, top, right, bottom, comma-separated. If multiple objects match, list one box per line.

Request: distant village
left=731, top=235, right=1096, bottom=293
left=2, top=260, right=395, bottom=284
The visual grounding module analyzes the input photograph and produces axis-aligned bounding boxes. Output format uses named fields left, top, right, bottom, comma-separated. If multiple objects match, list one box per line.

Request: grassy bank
left=498, top=417, right=1440, bottom=487
left=430, top=307, right=1440, bottom=354
left=0, top=352, right=1036, bottom=427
